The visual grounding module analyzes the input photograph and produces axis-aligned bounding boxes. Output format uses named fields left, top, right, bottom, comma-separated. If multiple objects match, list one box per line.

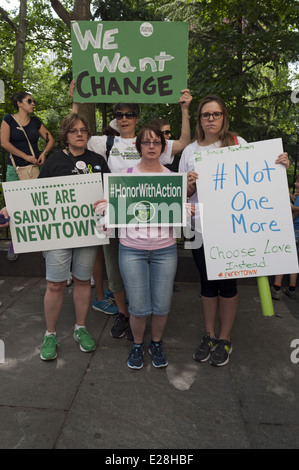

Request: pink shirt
left=119, top=165, right=177, bottom=250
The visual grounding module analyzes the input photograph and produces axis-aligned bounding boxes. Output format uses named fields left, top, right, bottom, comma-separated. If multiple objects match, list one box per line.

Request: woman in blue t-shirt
left=1, top=91, right=54, bottom=259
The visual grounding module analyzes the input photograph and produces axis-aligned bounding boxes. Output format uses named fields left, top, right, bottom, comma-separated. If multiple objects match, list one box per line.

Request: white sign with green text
left=3, top=173, right=108, bottom=253
left=194, top=138, right=299, bottom=280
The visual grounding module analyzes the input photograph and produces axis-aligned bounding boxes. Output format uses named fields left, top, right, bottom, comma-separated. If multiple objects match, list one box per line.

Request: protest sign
left=71, top=21, right=189, bottom=103
left=194, top=138, right=299, bottom=280
left=3, top=174, right=108, bottom=253
left=104, top=173, right=186, bottom=228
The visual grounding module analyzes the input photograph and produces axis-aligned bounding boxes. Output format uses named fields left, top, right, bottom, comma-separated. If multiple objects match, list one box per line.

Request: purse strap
left=10, top=114, right=36, bottom=158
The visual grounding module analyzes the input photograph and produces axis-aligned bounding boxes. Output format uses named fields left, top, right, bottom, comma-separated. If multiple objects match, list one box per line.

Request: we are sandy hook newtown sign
left=71, top=21, right=189, bottom=103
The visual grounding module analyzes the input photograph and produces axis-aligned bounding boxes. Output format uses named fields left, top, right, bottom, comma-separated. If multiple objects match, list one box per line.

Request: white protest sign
left=3, top=173, right=108, bottom=253
left=194, top=138, right=299, bottom=280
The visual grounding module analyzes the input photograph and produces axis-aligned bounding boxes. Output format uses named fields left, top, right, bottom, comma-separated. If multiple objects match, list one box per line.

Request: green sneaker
left=73, top=328, right=95, bottom=352
left=40, top=334, right=60, bottom=361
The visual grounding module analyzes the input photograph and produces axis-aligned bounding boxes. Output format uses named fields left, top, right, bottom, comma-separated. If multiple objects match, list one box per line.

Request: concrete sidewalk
left=0, top=276, right=298, bottom=449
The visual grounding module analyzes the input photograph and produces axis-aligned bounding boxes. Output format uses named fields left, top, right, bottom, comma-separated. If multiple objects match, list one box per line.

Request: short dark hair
left=114, top=103, right=140, bottom=117
left=135, top=125, right=166, bottom=155
left=59, top=113, right=91, bottom=146
left=149, top=118, right=170, bottom=130
left=11, top=91, right=32, bottom=110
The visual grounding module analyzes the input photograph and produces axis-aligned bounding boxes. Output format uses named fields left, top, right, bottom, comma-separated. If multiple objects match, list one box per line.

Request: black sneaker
left=110, top=313, right=129, bottom=338
left=148, top=340, right=168, bottom=368
left=193, top=333, right=217, bottom=363
left=127, top=343, right=144, bottom=369
left=210, top=339, right=232, bottom=367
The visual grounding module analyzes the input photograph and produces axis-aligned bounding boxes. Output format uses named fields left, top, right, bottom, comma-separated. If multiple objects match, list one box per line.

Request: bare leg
left=44, top=281, right=66, bottom=332
left=218, top=294, right=238, bottom=341
left=93, top=246, right=105, bottom=300
left=201, top=295, right=219, bottom=337
left=151, top=315, right=168, bottom=342
left=73, top=276, right=92, bottom=326
left=113, top=290, right=128, bottom=316
left=130, top=315, right=147, bottom=344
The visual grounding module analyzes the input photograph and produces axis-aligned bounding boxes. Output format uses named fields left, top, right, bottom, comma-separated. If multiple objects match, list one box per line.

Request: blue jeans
left=119, top=243, right=177, bottom=317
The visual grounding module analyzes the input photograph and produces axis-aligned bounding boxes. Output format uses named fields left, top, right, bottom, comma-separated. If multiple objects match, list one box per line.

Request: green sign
left=104, top=173, right=187, bottom=227
left=71, top=21, right=189, bottom=103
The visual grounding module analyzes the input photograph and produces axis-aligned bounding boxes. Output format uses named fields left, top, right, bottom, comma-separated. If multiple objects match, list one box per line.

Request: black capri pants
left=192, top=245, right=238, bottom=298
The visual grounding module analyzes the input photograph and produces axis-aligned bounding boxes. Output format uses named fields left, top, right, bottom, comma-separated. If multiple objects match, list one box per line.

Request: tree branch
left=50, top=0, right=71, bottom=30
left=0, top=6, right=18, bottom=32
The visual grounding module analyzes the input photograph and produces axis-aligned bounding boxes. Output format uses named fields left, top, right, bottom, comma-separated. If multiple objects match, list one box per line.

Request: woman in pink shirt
left=95, top=125, right=180, bottom=370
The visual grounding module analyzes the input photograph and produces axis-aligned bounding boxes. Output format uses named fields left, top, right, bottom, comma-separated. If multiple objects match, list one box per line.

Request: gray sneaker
left=284, top=287, right=297, bottom=300
left=193, top=333, right=218, bottom=363
left=271, top=286, right=281, bottom=300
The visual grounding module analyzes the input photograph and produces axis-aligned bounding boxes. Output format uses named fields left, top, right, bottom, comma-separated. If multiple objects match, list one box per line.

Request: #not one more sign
left=71, top=21, right=189, bottom=103
left=194, top=138, right=299, bottom=280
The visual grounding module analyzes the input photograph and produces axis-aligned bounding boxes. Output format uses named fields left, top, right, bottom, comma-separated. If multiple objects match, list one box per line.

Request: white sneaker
left=66, top=272, right=73, bottom=287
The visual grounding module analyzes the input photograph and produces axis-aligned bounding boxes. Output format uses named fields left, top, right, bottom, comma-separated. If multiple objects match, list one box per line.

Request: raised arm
left=171, top=89, right=192, bottom=156
left=69, top=79, right=79, bottom=114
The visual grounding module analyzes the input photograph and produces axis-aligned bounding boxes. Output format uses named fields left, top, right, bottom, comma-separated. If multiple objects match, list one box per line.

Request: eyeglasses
left=68, top=128, right=88, bottom=135
left=200, top=112, right=223, bottom=120
left=115, top=112, right=136, bottom=120
left=162, top=130, right=171, bottom=136
left=141, top=140, right=162, bottom=147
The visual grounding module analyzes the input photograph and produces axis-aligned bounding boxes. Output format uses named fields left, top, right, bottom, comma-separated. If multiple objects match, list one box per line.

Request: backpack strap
left=233, top=135, right=239, bottom=145
left=106, top=135, right=115, bottom=160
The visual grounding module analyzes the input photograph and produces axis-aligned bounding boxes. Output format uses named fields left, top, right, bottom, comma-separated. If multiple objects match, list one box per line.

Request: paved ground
left=0, top=276, right=298, bottom=450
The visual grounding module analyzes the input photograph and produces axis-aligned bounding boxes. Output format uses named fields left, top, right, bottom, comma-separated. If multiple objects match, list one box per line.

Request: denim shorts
left=43, top=246, right=98, bottom=282
left=119, top=243, right=177, bottom=317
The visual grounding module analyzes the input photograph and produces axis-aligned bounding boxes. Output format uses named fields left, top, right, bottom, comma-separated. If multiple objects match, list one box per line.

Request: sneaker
left=110, top=313, right=129, bottom=338
left=284, top=287, right=297, bottom=300
left=271, top=286, right=281, bottom=300
left=127, top=343, right=144, bottom=369
left=210, top=339, right=232, bottom=367
left=92, top=297, right=118, bottom=315
left=7, top=242, right=18, bottom=261
left=193, top=333, right=218, bottom=363
left=66, top=272, right=73, bottom=287
left=40, top=334, right=60, bottom=361
left=73, top=328, right=96, bottom=352
left=148, top=340, right=168, bottom=368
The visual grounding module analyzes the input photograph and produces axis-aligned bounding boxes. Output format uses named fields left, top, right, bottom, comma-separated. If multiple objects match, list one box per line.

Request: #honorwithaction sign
left=104, top=173, right=186, bottom=228
left=71, top=21, right=189, bottom=103
left=194, top=138, right=299, bottom=280
left=3, top=174, right=108, bottom=253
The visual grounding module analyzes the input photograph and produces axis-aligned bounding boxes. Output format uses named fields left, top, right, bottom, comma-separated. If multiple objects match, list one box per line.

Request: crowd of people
left=0, top=85, right=295, bottom=370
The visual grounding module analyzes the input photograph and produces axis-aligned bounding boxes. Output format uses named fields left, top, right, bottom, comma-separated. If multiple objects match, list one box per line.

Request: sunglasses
left=163, top=130, right=171, bottom=136
left=115, top=112, right=136, bottom=120
left=24, top=98, right=34, bottom=104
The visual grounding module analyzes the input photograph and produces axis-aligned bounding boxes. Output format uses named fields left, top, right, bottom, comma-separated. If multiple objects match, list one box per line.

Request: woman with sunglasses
left=1, top=91, right=55, bottom=259
left=179, top=94, right=290, bottom=367
left=70, top=81, right=192, bottom=339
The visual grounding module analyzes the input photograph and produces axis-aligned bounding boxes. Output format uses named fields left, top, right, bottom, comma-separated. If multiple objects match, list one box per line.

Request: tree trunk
left=13, top=0, right=28, bottom=81
left=50, top=0, right=96, bottom=133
